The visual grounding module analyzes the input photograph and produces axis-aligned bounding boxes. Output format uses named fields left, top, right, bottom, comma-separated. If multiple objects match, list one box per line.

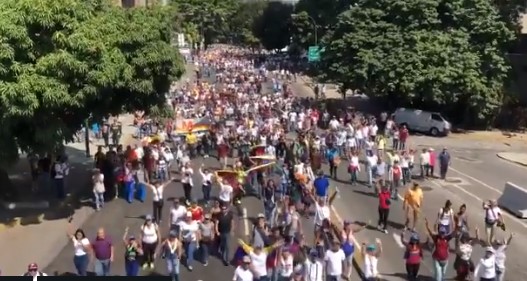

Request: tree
left=321, top=0, right=514, bottom=127
left=0, top=0, right=184, bottom=199
left=172, top=0, right=240, bottom=48
left=228, top=0, right=267, bottom=48
left=253, top=2, right=294, bottom=51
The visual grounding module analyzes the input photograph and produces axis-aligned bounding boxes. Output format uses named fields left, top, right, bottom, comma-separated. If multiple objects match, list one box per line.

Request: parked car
left=393, top=108, right=451, bottom=136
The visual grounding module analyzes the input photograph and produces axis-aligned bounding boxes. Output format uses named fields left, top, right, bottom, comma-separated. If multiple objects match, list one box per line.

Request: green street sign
left=308, top=46, right=320, bottom=62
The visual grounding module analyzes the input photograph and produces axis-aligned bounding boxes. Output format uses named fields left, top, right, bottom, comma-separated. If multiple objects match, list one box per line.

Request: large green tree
left=321, top=0, right=514, bottom=127
left=228, top=0, right=267, bottom=48
left=0, top=0, right=184, bottom=199
left=253, top=2, right=294, bottom=51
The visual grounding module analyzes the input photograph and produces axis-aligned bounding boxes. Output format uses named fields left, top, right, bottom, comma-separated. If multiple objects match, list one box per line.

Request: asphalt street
left=292, top=81, right=527, bottom=280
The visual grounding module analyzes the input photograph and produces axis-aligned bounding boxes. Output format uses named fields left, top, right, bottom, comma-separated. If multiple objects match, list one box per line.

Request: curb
left=497, top=153, right=527, bottom=167
left=0, top=122, right=137, bottom=232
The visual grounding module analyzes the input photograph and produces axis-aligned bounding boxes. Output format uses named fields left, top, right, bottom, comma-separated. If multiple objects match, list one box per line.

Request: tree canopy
left=252, top=2, right=294, bottom=51
left=0, top=0, right=184, bottom=166
left=321, top=0, right=515, bottom=127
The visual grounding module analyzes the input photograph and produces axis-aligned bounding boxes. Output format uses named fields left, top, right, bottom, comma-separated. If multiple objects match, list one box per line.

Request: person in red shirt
left=376, top=182, right=391, bottom=233
left=188, top=201, right=204, bottom=222
left=400, top=231, right=423, bottom=281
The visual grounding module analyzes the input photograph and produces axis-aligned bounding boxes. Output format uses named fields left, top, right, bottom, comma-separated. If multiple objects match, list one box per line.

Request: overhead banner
left=173, top=117, right=213, bottom=136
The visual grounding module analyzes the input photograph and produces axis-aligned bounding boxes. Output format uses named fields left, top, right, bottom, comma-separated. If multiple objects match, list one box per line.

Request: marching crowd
left=18, top=46, right=515, bottom=281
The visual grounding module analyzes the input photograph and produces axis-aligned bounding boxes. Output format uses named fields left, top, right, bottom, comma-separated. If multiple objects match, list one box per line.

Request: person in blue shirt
left=325, top=145, right=339, bottom=178
left=313, top=170, right=330, bottom=202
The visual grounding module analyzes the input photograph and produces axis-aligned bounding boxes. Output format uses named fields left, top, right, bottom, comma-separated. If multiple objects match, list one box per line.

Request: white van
left=392, top=108, right=451, bottom=136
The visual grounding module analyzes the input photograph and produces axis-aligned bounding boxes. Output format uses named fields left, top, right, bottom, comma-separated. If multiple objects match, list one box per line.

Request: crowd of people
left=19, top=46, right=516, bottom=281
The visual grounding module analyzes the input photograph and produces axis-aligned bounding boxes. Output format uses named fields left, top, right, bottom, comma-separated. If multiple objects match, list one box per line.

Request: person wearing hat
left=238, top=238, right=283, bottom=281
left=179, top=211, right=200, bottom=271
left=122, top=226, right=142, bottom=276
left=232, top=255, right=253, bottom=281
left=360, top=238, right=382, bottom=281
left=160, top=230, right=182, bottom=281
left=474, top=247, right=497, bottom=281
left=400, top=230, right=424, bottom=281
left=22, top=263, right=47, bottom=277
left=425, top=217, right=453, bottom=281
left=140, top=214, right=161, bottom=270
left=304, top=248, right=324, bottom=281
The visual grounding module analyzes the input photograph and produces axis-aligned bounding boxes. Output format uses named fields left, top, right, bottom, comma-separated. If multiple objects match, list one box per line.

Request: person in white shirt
left=148, top=180, right=168, bottom=223
left=278, top=248, right=294, bottom=280
left=218, top=179, right=234, bottom=205
left=169, top=199, right=187, bottom=234
left=325, top=240, right=346, bottom=281
left=474, top=247, right=497, bottom=281
left=304, top=249, right=324, bottom=281
left=366, top=154, right=378, bottom=187
left=419, top=148, right=430, bottom=178
left=68, top=227, right=91, bottom=276
left=179, top=212, right=201, bottom=271
left=483, top=199, right=504, bottom=246
left=23, top=263, right=48, bottom=278
left=329, top=117, right=340, bottom=130
left=313, top=197, right=331, bottom=232
left=199, top=164, right=213, bottom=204
left=53, top=156, right=69, bottom=199
left=348, top=152, right=361, bottom=185
left=140, top=215, right=161, bottom=269
left=361, top=239, right=382, bottom=280
left=494, top=233, right=513, bottom=281
left=92, top=169, right=105, bottom=211
left=181, top=163, right=194, bottom=204
left=233, top=256, right=254, bottom=281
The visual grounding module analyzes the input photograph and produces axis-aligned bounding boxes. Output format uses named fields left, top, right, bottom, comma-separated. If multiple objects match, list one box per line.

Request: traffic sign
left=308, top=46, right=320, bottom=62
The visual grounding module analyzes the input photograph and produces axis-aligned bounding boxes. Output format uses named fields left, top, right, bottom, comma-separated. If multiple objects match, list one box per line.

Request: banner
left=173, top=117, right=213, bottom=136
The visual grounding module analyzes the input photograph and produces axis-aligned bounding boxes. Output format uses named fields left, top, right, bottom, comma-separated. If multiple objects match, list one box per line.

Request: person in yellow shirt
left=403, top=182, right=424, bottom=230
left=377, top=136, right=386, bottom=152
left=186, top=132, right=197, bottom=157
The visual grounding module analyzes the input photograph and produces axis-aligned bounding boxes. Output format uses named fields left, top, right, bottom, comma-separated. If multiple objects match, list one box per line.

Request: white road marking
left=393, top=232, right=405, bottom=248
left=449, top=166, right=504, bottom=194
left=242, top=208, right=249, bottom=236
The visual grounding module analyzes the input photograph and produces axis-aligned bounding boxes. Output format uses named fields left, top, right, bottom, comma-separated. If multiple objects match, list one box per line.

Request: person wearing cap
left=179, top=210, right=201, bottom=271
left=238, top=238, right=284, bottom=281
left=474, top=247, right=497, bottom=281
left=232, top=255, right=253, bottom=281
left=199, top=213, right=215, bottom=266
left=122, top=226, right=143, bottom=276
left=22, top=263, right=47, bottom=278
left=400, top=230, right=424, bottom=281
left=425, top=217, right=453, bottom=281
left=140, top=214, right=161, bottom=270
left=304, top=249, right=324, bottom=281
left=360, top=238, right=382, bottom=281
left=160, top=230, right=182, bottom=281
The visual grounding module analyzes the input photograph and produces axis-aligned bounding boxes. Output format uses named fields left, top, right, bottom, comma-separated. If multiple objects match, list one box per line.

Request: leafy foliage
left=0, top=0, right=184, bottom=166
left=321, top=0, right=514, bottom=127
left=228, top=0, right=268, bottom=48
left=252, top=2, right=294, bottom=51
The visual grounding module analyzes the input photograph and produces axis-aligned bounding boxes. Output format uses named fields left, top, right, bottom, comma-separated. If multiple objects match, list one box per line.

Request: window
left=431, top=113, right=443, bottom=121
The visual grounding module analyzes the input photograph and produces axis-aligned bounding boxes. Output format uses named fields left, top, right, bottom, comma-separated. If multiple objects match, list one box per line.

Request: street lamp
left=292, top=13, right=318, bottom=45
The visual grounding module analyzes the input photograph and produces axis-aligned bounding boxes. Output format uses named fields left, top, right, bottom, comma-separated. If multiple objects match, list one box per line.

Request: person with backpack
left=400, top=231, right=424, bottom=281
left=22, top=263, right=47, bottom=278
left=425, top=217, right=454, bottom=281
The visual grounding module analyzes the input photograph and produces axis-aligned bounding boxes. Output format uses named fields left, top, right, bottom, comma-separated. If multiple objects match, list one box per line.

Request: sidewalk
left=0, top=114, right=137, bottom=276
left=296, top=75, right=342, bottom=99
left=497, top=152, right=527, bottom=167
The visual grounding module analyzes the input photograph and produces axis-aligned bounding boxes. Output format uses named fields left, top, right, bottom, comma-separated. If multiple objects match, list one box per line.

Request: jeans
left=350, top=169, right=358, bottom=184
left=94, top=258, right=111, bottom=276
left=184, top=241, right=197, bottom=267
left=391, top=180, right=400, bottom=200
left=125, top=260, right=139, bottom=276
left=402, top=167, right=411, bottom=184
left=218, top=233, right=230, bottom=263
left=158, top=167, right=167, bottom=181
left=73, top=254, right=88, bottom=276
left=202, top=184, right=211, bottom=202
left=166, top=257, right=180, bottom=281
left=433, top=259, right=448, bottom=281
left=55, top=178, right=65, bottom=199
left=326, top=275, right=341, bottom=281
left=200, top=241, right=211, bottom=263
left=94, top=192, right=104, bottom=210
left=125, top=181, right=135, bottom=203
